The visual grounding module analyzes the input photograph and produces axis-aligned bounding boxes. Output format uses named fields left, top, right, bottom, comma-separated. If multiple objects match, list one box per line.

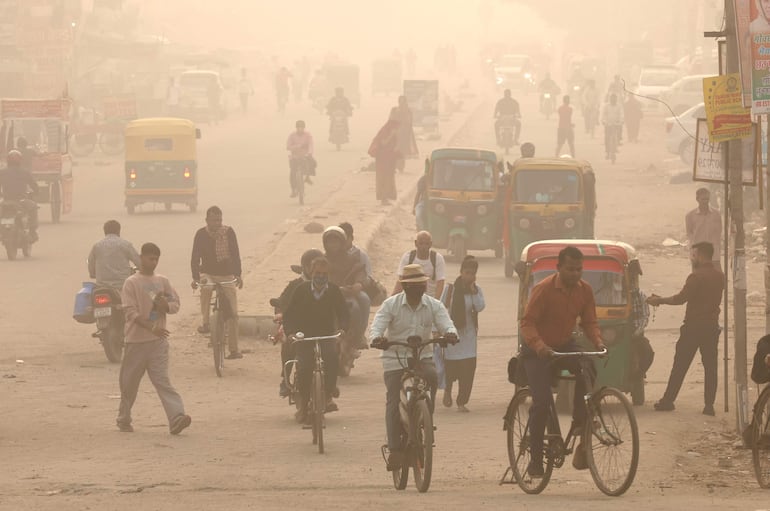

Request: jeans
left=415, top=201, right=427, bottom=231
left=661, top=323, right=720, bottom=407
left=117, top=339, right=185, bottom=428
left=296, top=340, right=338, bottom=406
left=347, top=291, right=370, bottom=340
left=199, top=273, right=239, bottom=353
left=384, top=360, right=437, bottom=451
left=445, top=357, right=477, bottom=406
left=604, top=124, right=622, bottom=155
left=521, top=340, right=592, bottom=465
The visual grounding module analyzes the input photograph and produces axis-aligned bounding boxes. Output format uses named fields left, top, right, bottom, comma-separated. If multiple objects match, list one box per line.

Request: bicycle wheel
left=211, top=310, right=225, bottom=377
left=392, top=426, right=409, bottom=490
left=505, top=389, right=553, bottom=494
left=752, top=387, right=770, bottom=488
left=412, top=400, right=433, bottom=493
left=584, top=387, right=639, bottom=496
left=312, top=370, right=325, bottom=454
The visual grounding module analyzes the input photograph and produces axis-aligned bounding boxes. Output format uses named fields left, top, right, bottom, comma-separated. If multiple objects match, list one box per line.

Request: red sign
left=0, top=99, right=69, bottom=120
left=102, top=94, right=137, bottom=121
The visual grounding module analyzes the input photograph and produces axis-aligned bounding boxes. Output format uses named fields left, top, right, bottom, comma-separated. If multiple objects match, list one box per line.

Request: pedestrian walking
left=624, top=94, right=643, bottom=143
left=685, top=188, right=722, bottom=272
left=392, top=231, right=446, bottom=299
left=117, top=242, right=191, bottom=435
left=440, top=256, right=485, bottom=413
left=190, top=206, right=244, bottom=359
left=394, top=96, right=418, bottom=172
left=368, top=109, right=401, bottom=206
left=555, top=95, right=575, bottom=157
left=647, top=242, right=724, bottom=416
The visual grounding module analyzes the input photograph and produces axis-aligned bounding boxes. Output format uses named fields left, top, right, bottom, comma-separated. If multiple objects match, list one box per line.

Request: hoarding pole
left=766, top=115, right=770, bottom=335
left=724, top=143, right=730, bottom=414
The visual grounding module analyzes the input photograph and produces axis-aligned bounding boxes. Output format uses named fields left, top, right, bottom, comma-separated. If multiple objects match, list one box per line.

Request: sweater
left=282, top=281, right=350, bottom=337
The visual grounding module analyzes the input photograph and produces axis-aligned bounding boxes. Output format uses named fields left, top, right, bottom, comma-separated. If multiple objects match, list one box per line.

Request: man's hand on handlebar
left=538, top=347, right=555, bottom=360
left=191, top=280, right=199, bottom=290
left=440, top=332, right=459, bottom=347
left=235, top=276, right=243, bottom=289
left=371, top=336, right=388, bottom=350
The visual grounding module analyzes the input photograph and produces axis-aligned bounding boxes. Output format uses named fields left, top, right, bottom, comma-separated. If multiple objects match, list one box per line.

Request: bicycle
left=371, top=334, right=457, bottom=493
left=198, top=278, right=238, bottom=377
left=500, top=348, right=639, bottom=496
left=604, top=124, right=620, bottom=164
left=287, top=331, right=342, bottom=454
left=750, top=384, right=770, bottom=488
left=289, top=156, right=309, bottom=205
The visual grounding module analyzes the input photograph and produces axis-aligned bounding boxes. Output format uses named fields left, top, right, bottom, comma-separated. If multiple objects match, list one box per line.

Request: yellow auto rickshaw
left=124, top=118, right=201, bottom=214
left=502, top=157, right=596, bottom=277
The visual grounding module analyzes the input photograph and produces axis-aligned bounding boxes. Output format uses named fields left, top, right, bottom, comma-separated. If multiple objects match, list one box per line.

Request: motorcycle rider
left=602, top=93, right=625, bottom=160
left=322, top=226, right=369, bottom=349
left=88, top=220, right=141, bottom=290
left=493, top=89, right=521, bottom=146
left=538, top=73, right=561, bottom=112
left=0, top=149, right=39, bottom=241
left=326, top=87, right=353, bottom=145
left=276, top=248, right=323, bottom=398
left=282, top=256, right=349, bottom=425
left=286, top=120, right=316, bottom=197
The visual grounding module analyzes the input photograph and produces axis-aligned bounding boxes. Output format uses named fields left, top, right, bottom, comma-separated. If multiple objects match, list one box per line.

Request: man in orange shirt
left=520, top=246, right=606, bottom=477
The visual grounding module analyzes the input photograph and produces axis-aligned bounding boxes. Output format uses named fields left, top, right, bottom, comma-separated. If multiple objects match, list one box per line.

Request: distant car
left=178, top=70, right=227, bottom=122
left=493, top=54, right=535, bottom=91
left=633, top=65, right=680, bottom=112
left=665, top=102, right=704, bottom=165
left=659, top=74, right=711, bottom=116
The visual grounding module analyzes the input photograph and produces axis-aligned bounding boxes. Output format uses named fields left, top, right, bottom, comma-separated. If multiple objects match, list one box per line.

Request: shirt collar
left=553, top=273, right=582, bottom=290
left=398, top=292, right=428, bottom=309
left=311, top=281, right=328, bottom=295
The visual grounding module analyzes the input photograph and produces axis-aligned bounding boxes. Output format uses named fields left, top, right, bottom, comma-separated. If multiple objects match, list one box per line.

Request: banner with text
left=750, top=1, right=770, bottom=114
left=703, top=74, right=752, bottom=143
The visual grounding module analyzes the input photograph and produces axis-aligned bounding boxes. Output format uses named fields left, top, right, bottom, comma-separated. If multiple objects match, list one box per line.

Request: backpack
left=751, top=335, right=770, bottom=384
left=408, top=249, right=437, bottom=281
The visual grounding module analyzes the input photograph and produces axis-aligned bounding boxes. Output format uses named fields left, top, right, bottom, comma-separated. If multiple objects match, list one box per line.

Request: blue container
left=73, top=282, right=96, bottom=324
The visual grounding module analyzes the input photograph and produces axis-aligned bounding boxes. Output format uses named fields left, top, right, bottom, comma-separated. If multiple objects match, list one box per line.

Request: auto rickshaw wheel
left=51, top=181, right=62, bottom=224
left=495, top=244, right=503, bottom=259
left=22, top=242, right=31, bottom=258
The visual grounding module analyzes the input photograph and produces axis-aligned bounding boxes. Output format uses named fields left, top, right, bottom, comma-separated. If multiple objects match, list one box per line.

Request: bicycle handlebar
left=198, top=278, right=239, bottom=287
left=551, top=348, right=608, bottom=358
left=370, top=335, right=458, bottom=351
left=291, top=331, right=343, bottom=344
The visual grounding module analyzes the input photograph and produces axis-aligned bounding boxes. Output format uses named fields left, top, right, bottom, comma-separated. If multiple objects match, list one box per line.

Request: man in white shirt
left=685, top=188, right=722, bottom=271
left=392, top=231, right=445, bottom=299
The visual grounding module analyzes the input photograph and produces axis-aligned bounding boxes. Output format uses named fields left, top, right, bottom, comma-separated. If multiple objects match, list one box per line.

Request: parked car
left=493, top=54, right=536, bottom=91
left=633, top=65, right=680, bottom=112
left=665, top=102, right=704, bottom=165
left=660, top=74, right=710, bottom=115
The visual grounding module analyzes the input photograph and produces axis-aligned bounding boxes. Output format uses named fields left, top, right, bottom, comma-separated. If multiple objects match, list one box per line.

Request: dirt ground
left=2, top=89, right=769, bottom=510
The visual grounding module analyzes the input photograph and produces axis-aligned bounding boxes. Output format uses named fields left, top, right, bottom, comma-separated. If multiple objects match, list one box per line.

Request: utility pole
left=725, top=0, right=749, bottom=435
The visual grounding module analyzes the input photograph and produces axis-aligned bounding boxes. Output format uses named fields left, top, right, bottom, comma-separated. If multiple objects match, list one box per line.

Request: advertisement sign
left=750, top=0, right=770, bottom=114
left=693, top=118, right=758, bottom=185
left=102, top=94, right=137, bottom=121
left=702, top=74, right=752, bottom=143
left=403, top=80, right=439, bottom=131
left=0, top=99, right=69, bottom=120
left=735, top=0, right=752, bottom=107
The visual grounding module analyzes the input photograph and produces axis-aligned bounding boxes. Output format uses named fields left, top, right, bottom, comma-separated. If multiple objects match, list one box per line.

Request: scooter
left=329, top=110, right=349, bottom=151
left=540, top=92, right=556, bottom=120
left=91, top=286, right=125, bottom=363
left=497, top=114, right=518, bottom=155
left=0, top=198, right=35, bottom=260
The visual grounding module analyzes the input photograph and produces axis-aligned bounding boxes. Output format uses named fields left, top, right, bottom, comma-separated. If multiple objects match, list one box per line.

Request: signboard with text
left=735, top=0, right=752, bottom=107
left=403, top=80, right=439, bottom=131
left=693, top=118, right=757, bottom=185
left=750, top=0, right=770, bottom=114
left=703, top=74, right=752, bottom=143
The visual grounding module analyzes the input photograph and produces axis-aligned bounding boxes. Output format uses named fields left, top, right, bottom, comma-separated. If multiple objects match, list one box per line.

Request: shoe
left=443, top=390, right=452, bottom=408
left=653, top=400, right=675, bottom=412
left=197, top=325, right=210, bottom=334
left=295, top=404, right=307, bottom=424
left=290, top=191, right=297, bottom=198
left=305, top=176, right=313, bottom=185
left=225, top=352, right=243, bottom=360
left=325, top=398, right=338, bottom=413
left=279, top=380, right=290, bottom=398
left=386, top=450, right=404, bottom=471
left=703, top=404, right=716, bottom=416
left=331, top=386, right=340, bottom=398
left=527, top=460, right=544, bottom=478
left=29, top=231, right=39, bottom=243
left=457, top=404, right=470, bottom=413
left=572, top=443, right=589, bottom=470
left=301, top=416, right=313, bottom=429
left=169, top=414, right=191, bottom=435
left=117, top=422, right=133, bottom=433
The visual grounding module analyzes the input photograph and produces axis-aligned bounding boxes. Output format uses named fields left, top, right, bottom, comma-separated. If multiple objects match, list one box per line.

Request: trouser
left=280, top=338, right=295, bottom=377
left=384, top=360, right=437, bottom=451
left=495, top=118, right=521, bottom=145
left=199, top=273, right=239, bottom=353
left=555, top=126, right=575, bottom=157
left=521, top=339, right=592, bottom=465
left=350, top=291, right=371, bottom=340
left=661, top=322, right=720, bottom=407
left=296, top=340, right=338, bottom=406
left=415, top=201, right=427, bottom=231
left=445, top=357, right=477, bottom=406
left=626, top=120, right=640, bottom=142
left=604, top=124, right=622, bottom=154
left=117, top=339, right=185, bottom=427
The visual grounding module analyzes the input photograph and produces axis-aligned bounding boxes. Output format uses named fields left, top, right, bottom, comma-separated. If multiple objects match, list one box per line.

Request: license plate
left=0, top=218, right=13, bottom=225
left=94, top=307, right=112, bottom=318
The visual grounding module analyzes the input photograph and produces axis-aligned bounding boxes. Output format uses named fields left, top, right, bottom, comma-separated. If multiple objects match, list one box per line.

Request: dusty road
left=1, top=87, right=768, bottom=510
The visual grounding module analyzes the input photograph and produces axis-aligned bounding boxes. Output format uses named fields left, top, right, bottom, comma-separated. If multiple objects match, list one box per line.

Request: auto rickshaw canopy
left=125, top=117, right=199, bottom=161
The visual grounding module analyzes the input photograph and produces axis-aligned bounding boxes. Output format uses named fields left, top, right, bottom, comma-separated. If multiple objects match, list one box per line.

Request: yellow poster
left=702, top=73, right=752, bottom=143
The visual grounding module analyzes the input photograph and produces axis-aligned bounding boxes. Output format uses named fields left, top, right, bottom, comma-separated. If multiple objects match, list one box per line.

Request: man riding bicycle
left=519, top=246, right=606, bottom=478
left=369, top=264, right=458, bottom=471
left=282, top=256, right=349, bottom=426
left=601, top=93, right=624, bottom=160
left=286, top=120, right=315, bottom=198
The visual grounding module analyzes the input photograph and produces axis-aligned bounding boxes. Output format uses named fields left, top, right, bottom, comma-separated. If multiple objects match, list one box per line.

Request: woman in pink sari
left=368, top=109, right=401, bottom=205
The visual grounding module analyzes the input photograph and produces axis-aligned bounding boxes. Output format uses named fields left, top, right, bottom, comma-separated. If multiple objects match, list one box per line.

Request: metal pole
left=724, top=143, right=730, bottom=414
left=766, top=115, right=770, bottom=335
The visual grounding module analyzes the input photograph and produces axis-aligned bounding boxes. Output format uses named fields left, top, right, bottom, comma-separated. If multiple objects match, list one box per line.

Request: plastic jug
left=73, top=282, right=96, bottom=324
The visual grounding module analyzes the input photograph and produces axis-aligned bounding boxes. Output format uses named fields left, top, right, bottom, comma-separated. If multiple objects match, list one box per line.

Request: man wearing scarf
left=191, top=206, right=244, bottom=359
left=440, top=256, right=485, bottom=413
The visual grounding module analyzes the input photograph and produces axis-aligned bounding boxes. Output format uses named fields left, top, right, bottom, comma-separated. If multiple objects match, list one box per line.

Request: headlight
left=543, top=93, right=551, bottom=99
left=524, top=72, right=532, bottom=79
left=519, top=218, right=530, bottom=229
left=477, top=204, right=488, bottom=215
left=601, top=327, right=618, bottom=345
left=434, top=202, right=446, bottom=214
left=496, top=76, right=504, bottom=85
left=564, top=217, right=576, bottom=229
left=573, top=85, right=581, bottom=91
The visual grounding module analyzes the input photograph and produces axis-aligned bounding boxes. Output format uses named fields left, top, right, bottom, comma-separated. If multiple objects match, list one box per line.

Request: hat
left=322, top=225, right=346, bottom=242
left=399, top=264, right=429, bottom=283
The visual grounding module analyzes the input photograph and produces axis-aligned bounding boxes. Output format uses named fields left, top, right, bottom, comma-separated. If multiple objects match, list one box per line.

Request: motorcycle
left=91, top=286, right=125, bottom=363
left=329, top=110, right=350, bottom=151
left=0, top=199, right=35, bottom=260
left=540, top=92, right=556, bottom=120
left=497, top=114, right=518, bottom=155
